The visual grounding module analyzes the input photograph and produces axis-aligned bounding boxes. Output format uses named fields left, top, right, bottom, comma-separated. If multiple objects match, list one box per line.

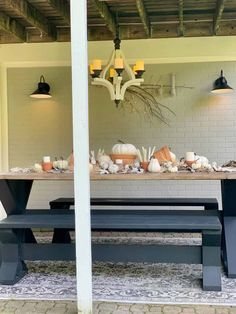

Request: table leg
left=221, top=180, right=236, bottom=277
left=0, top=230, right=27, bottom=284
left=0, top=179, right=36, bottom=243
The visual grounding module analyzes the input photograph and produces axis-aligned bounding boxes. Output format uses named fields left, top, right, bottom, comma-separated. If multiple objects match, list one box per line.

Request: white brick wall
left=89, top=61, right=236, bottom=209
left=7, top=62, right=236, bottom=209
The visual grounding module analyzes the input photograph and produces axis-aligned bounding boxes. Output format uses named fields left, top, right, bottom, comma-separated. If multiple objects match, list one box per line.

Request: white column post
left=0, top=65, right=9, bottom=171
left=70, top=1, right=92, bottom=313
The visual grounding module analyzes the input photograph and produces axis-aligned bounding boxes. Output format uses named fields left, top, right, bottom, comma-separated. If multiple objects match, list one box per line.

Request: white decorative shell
left=108, top=163, right=119, bottom=174
left=169, top=166, right=178, bottom=173
left=100, top=161, right=109, bottom=170
left=112, top=144, right=137, bottom=155
left=195, top=155, right=209, bottom=165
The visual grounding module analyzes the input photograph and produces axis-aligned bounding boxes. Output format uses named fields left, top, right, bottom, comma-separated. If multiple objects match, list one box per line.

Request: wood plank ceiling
left=0, top=0, right=235, bottom=43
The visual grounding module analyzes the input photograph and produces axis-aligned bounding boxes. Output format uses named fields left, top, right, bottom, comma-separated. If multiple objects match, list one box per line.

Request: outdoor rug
left=0, top=233, right=235, bottom=305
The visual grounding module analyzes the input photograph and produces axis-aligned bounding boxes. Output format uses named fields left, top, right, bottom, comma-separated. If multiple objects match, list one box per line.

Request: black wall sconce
left=211, top=70, right=233, bottom=94
left=30, top=75, right=52, bottom=99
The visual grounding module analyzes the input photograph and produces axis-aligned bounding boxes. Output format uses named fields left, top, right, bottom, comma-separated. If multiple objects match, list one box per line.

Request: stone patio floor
left=0, top=300, right=236, bottom=314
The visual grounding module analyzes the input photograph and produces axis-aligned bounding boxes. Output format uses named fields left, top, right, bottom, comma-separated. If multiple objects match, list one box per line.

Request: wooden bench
left=0, top=209, right=222, bottom=291
left=50, top=197, right=219, bottom=210
left=49, top=197, right=219, bottom=243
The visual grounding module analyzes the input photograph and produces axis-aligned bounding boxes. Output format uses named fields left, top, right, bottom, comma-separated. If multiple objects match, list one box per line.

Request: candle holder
left=115, top=68, right=123, bottom=76
left=91, top=69, right=102, bottom=78
left=186, top=160, right=195, bottom=167
left=135, top=70, right=145, bottom=79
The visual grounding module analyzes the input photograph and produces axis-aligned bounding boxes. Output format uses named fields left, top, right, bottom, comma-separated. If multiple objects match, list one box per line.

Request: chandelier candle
left=133, top=65, right=137, bottom=74
left=92, top=59, right=102, bottom=70
left=136, top=60, right=144, bottom=70
left=109, top=68, right=115, bottom=78
left=114, top=58, right=124, bottom=69
left=89, top=65, right=94, bottom=74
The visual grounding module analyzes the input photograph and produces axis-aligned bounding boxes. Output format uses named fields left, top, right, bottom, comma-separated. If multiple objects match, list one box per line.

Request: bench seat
left=0, top=211, right=220, bottom=231
left=49, top=197, right=219, bottom=243
left=0, top=210, right=222, bottom=291
left=50, top=197, right=219, bottom=209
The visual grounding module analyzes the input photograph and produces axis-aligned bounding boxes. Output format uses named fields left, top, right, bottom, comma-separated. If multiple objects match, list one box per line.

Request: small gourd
left=148, top=157, right=161, bottom=173
left=191, top=162, right=201, bottom=170
left=53, top=157, right=68, bottom=170
left=34, top=163, right=43, bottom=173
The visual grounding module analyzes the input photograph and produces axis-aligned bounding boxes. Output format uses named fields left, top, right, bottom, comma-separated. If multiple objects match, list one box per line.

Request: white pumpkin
left=148, top=158, right=161, bottom=173
left=53, top=159, right=68, bottom=170
left=112, top=143, right=137, bottom=155
left=34, top=163, right=43, bottom=173
left=169, top=166, right=178, bottom=173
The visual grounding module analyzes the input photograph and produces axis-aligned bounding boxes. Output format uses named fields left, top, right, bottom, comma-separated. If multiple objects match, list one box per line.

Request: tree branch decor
left=120, top=80, right=194, bottom=124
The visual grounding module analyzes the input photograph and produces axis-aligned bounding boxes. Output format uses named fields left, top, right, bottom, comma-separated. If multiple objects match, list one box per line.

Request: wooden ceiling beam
left=213, top=0, right=226, bottom=35
left=93, top=0, right=116, bottom=36
left=135, top=0, right=151, bottom=37
left=0, top=11, right=26, bottom=41
left=178, top=0, right=184, bottom=36
left=5, top=0, right=57, bottom=40
left=44, top=0, right=70, bottom=25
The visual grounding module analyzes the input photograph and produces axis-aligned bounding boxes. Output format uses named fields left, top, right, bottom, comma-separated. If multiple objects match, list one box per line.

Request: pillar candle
left=185, top=152, right=195, bottom=161
left=92, top=59, right=102, bottom=70
left=114, top=58, right=124, bottom=69
left=43, top=156, right=51, bottom=163
left=109, top=68, right=115, bottom=78
left=135, top=60, right=144, bottom=70
left=115, top=159, right=123, bottom=164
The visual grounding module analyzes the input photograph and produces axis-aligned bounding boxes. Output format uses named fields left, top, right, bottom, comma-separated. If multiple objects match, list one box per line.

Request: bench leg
left=0, top=230, right=27, bottom=285
left=202, top=230, right=221, bottom=291
left=52, top=229, right=71, bottom=244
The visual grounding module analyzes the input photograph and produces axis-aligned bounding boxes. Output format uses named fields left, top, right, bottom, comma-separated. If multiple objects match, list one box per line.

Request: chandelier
left=89, top=37, right=145, bottom=106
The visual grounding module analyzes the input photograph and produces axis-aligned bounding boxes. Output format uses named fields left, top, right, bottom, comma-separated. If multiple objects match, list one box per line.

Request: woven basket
left=110, top=154, right=137, bottom=165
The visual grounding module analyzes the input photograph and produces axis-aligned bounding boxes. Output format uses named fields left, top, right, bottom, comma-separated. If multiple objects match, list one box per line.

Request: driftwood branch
left=123, top=85, right=176, bottom=125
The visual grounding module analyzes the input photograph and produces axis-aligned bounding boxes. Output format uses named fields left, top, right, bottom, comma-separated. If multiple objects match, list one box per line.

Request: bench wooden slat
left=0, top=214, right=75, bottom=229
left=0, top=213, right=221, bottom=231
left=50, top=197, right=218, bottom=209
left=91, top=214, right=221, bottom=230
left=26, top=209, right=219, bottom=216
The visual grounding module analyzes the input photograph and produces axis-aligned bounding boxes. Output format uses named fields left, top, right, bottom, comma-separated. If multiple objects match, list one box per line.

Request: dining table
left=0, top=170, right=236, bottom=278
